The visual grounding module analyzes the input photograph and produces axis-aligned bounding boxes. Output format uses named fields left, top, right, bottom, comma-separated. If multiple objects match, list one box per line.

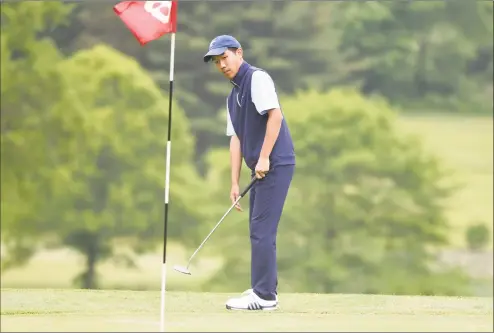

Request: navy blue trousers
left=249, top=164, right=294, bottom=301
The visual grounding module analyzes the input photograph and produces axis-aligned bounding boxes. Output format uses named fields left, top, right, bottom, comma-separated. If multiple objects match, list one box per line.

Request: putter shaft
left=185, top=196, right=241, bottom=267
left=183, top=176, right=258, bottom=268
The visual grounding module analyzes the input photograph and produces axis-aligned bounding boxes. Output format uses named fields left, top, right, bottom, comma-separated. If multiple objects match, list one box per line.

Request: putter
left=174, top=176, right=258, bottom=275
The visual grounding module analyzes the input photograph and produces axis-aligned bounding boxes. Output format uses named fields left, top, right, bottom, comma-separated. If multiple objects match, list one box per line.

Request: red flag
left=114, top=1, right=178, bottom=45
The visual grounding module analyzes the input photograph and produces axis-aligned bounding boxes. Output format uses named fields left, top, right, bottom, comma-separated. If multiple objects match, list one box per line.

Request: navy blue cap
left=203, top=35, right=241, bottom=62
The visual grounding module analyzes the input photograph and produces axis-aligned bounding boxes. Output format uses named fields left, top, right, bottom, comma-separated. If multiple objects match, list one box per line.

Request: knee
left=250, top=230, right=276, bottom=246
left=249, top=213, right=280, bottom=246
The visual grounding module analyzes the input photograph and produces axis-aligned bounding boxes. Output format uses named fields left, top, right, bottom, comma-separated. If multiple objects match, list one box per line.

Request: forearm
left=230, top=135, right=242, bottom=186
left=260, top=108, right=283, bottom=159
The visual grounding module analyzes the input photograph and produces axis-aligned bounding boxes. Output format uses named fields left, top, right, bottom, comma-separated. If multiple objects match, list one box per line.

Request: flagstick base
left=160, top=262, right=167, bottom=332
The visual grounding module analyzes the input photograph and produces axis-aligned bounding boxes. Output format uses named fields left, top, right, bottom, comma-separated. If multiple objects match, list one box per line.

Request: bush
left=465, top=222, right=491, bottom=251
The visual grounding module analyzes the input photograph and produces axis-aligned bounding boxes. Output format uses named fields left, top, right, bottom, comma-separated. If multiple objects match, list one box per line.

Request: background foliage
left=1, top=2, right=492, bottom=297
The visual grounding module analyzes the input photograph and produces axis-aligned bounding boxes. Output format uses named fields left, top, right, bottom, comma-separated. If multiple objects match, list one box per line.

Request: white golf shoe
left=241, top=288, right=278, bottom=301
left=225, top=289, right=278, bottom=311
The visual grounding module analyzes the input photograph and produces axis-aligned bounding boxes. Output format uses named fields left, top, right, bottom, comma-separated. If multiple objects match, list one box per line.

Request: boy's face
left=212, top=48, right=243, bottom=80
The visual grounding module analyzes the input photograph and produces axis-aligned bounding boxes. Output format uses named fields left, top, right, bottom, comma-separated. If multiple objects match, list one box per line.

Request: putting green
left=1, top=289, right=492, bottom=332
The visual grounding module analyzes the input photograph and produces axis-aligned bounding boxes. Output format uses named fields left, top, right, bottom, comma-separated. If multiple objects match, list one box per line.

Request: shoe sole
left=225, top=305, right=279, bottom=311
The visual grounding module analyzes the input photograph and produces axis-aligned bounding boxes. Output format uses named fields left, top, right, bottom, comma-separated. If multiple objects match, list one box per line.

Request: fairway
left=396, top=114, right=493, bottom=249
left=1, top=289, right=492, bottom=332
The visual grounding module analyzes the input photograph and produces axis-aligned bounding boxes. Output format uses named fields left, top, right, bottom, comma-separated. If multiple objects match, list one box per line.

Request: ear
left=237, top=48, right=243, bottom=58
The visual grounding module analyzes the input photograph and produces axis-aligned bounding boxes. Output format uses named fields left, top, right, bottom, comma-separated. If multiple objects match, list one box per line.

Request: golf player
left=204, top=35, right=296, bottom=311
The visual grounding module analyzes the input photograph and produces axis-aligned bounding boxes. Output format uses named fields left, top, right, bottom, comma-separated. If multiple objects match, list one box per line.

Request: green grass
left=1, top=288, right=492, bottom=332
left=396, top=113, right=493, bottom=249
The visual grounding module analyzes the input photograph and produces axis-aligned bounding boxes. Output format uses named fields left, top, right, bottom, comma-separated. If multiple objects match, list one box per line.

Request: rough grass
left=1, top=288, right=492, bottom=332
left=0, top=244, right=219, bottom=292
left=396, top=113, right=493, bottom=249
left=1, top=246, right=492, bottom=297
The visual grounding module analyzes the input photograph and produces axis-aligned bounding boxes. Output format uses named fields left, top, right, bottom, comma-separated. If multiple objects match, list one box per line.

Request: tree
left=333, top=1, right=493, bottom=113
left=1, top=1, right=75, bottom=269
left=202, top=89, right=471, bottom=296
left=41, top=44, right=210, bottom=288
left=1, top=6, right=212, bottom=286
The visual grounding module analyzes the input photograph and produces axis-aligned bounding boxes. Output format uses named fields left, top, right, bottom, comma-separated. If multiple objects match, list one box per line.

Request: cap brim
left=203, top=47, right=228, bottom=62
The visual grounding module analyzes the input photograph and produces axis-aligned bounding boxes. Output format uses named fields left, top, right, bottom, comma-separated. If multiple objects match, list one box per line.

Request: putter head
left=173, top=265, right=191, bottom=275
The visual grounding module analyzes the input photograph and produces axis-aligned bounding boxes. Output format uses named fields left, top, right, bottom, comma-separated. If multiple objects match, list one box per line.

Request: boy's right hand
left=230, top=184, right=242, bottom=212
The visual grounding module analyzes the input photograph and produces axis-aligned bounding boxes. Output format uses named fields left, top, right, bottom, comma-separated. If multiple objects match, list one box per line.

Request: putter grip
left=240, top=176, right=258, bottom=197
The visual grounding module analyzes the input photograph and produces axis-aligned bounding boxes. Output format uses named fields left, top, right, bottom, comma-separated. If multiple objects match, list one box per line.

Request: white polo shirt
left=226, top=71, right=280, bottom=137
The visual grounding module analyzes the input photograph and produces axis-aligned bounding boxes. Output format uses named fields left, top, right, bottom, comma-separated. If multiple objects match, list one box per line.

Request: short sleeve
left=251, top=71, right=280, bottom=115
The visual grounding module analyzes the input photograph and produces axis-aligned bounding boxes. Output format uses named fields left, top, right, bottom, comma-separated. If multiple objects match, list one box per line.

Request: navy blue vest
left=227, top=61, right=295, bottom=171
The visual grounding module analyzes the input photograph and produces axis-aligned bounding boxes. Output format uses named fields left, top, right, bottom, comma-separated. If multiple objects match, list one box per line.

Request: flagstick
left=161, top=31, right=175, bottom=333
